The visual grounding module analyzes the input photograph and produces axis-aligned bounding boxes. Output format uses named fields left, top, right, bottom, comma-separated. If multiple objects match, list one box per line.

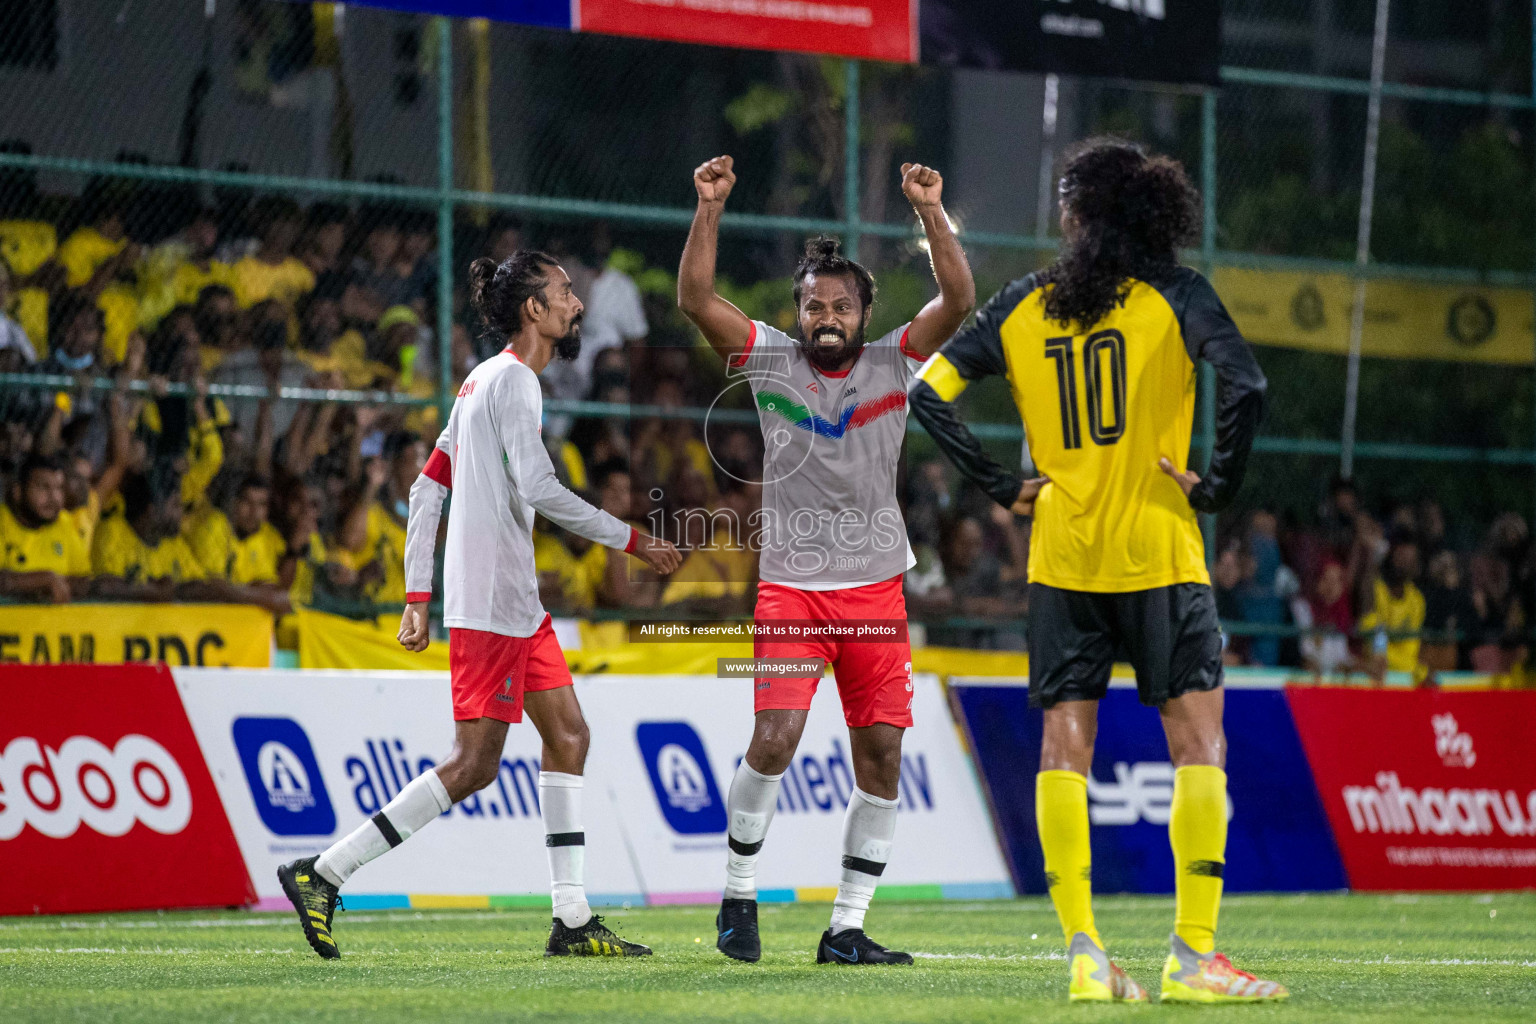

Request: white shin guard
left=830, top=787, right=899, bottom=935
left=723, top=761, right=784, bottom=900
left=540, top=771, right=591, bottom=928
left=315, top=769, right=452, bottom=887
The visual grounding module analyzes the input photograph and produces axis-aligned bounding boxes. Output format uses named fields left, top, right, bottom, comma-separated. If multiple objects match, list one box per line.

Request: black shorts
left=1026, top=582, right=1224, bottom=709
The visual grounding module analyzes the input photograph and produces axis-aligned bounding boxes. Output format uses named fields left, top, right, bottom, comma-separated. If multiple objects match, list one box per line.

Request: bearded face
left=555, top=312, right=583, bottom=362
left=795, top=271, right=868, bottom=373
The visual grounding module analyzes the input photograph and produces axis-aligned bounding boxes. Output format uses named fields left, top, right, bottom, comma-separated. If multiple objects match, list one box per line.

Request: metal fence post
left=1340, top=0, right=1393, bottom=480
left=437, top=16, right=455, bottom=427
left=1201, top=87, right=1218, bottom=564
left=844, top=58, right=861, bottom=262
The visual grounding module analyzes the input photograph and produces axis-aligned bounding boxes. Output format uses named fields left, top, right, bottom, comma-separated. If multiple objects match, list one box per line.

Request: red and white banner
left=0, top=665, right=254, bottom=914
left=578, top=0, right=917, bottom=62
left=1288, top=687, right=1536, bottom=891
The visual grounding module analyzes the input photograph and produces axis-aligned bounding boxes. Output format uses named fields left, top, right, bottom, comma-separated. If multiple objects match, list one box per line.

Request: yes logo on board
left=635, top=722, right=726, bottom=834
left=232, top=717, right=336, bottom=836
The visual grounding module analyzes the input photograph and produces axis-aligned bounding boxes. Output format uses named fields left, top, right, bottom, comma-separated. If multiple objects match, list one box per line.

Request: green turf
left=2, top=893, right=1532, bottom=1022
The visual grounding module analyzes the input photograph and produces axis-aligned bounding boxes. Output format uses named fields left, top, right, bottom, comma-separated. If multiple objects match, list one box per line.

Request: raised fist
left=694, top=155, right=736, bottom=205
left=901, top=162, right=944, bottom=210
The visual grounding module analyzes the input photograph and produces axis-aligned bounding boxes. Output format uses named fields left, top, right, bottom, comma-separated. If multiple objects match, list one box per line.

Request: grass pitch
left=1, top=893, right=1532, bottom=1022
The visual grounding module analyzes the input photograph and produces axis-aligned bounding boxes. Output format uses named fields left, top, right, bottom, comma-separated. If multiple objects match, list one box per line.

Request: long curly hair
left=1040, top=138, right=1200, bottom=332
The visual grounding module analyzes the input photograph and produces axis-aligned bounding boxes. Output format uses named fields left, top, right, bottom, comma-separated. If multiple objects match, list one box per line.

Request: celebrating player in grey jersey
left=678, top=155, right=975, bottom=966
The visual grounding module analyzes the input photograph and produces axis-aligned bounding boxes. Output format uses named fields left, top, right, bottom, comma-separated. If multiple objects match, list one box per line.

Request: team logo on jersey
left=635, top=722, right=727, bottom=834
left=806, top=382, right=819, bottom=393
left=754, top=389, right=907, bottom=439
left=232, top=717, right=336, bottom=836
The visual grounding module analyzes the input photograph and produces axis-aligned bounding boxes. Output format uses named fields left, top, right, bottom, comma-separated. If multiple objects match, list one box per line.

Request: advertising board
left=952, top=678, right=1347, bottom=894
left=0, top=664, right=254, bottom=914
left=1288, top=688, right=1536, bottom=890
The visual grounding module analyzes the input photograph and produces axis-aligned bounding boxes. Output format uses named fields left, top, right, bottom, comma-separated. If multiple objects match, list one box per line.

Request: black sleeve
left=1178, top=270, right=1267, bottom=514
left=908, top=276, right=1035, bottom=509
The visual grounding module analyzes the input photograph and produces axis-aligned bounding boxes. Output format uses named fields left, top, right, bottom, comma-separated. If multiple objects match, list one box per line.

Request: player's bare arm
left=901, top=163, right=975, bottom=357
left=678, top=155, right=754, bottom=361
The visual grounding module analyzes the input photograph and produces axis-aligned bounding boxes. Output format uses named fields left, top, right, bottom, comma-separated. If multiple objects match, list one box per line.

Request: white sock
left=830, top=787, right=899, bottom=934
left=723, top=760, right=784, bottom=900
left=315, top=769, right=451, bottom=887
left=540, top=771, right=591, bottom=928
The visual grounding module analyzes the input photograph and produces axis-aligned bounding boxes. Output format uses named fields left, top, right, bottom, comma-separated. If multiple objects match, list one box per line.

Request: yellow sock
left=1170, top=765, right=1228, bottom=954
left=1036, top=770, right=1100, bottom=948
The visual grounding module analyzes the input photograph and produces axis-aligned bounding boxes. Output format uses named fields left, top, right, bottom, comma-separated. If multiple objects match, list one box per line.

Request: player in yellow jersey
left=909, top=140, right=1284, bottom=1004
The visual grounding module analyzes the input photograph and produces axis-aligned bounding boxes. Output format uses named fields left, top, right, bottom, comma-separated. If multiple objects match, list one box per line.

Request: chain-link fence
left=1, top=1, right=1534, bottom=677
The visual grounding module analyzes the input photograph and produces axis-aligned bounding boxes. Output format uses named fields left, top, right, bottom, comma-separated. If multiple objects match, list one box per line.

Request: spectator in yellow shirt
left=274, top=479, right=337, bottom=610
left=39, top=290, right=105, bottom=375
left=61, top=390, right=133, bottom=550
left=298, top=203, right=349, bottom=279
left=1361, top=536, right=1427, bottom=679
left=534, top=521, right=596, bottom=613
left=659, top=486, right=756, bottom=616
left=92, top=472, right=288, bottom=611
left=336, top=433, right=426, bottom=606
left=137, top=207, right=232, bottom=327
left=187, top=474, right=291, bottom=585
left=0, top=145, right=64, bottom=349
left=588, top=459, right=657, bottom=609
left=193, top=284, right=243, bottom=363
left=233, top=197, right=315, bottom=311
left=0, top=454, right=91, bottom=603
left=0, top=258, right=38, bottom=366
left=57, top=200, right=139, bottom=291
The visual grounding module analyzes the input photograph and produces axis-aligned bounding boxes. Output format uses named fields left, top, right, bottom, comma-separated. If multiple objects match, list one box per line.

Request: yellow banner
left=299, top=607, right=449, bottom=671
left=1214, top=267, right=1536, bottom=365
left=0, top=603, right=271, bottom=666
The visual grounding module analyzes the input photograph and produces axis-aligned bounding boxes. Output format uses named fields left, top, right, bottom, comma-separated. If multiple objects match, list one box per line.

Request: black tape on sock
left=841, top=855, right=887, bottom=877
left=546, top=831, right=586, bottom=847
left=372, top=812, right=404, bottom=848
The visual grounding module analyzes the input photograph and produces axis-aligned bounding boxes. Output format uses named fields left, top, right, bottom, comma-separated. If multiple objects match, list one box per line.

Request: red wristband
left=624, top=527, right=639, bottom=554
left=405, top=591, right=432, bottom=604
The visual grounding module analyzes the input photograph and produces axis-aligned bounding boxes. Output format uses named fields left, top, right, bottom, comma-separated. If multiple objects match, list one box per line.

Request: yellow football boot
left=1160, top=933, right=1289, bottom=1003
left=1067, top=931, right=1149, bottom=1003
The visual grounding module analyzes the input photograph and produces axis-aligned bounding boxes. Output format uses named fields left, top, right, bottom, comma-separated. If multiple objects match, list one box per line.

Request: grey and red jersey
left=403, top=349, right=635, bottom=638
left=734, top=320, right=923, bottom=590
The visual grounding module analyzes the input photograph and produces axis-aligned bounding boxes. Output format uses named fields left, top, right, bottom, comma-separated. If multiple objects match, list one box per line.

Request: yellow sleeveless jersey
left=911, top=267, right=1266, bottom=594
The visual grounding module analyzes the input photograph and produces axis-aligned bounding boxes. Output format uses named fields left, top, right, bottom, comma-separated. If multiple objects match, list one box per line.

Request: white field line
left=909, top=951, right=1536, bottom=969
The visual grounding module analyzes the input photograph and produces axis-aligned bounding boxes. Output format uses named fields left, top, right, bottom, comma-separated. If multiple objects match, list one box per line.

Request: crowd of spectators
left=1, top=167, right=1532, bottom=678
left=1212, top=478, right=1534, bottom=681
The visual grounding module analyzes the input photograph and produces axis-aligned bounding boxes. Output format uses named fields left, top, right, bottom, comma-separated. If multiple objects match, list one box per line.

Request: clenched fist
left=633, top=532, right=684, bottom=575
left=694, top=155, right=736, bottom=205
left=901, top=162, right=944, bottom=211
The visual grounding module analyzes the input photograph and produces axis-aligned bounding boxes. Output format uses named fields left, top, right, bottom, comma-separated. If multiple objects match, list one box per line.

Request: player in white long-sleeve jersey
left=279, top=250, right=680, bottom=960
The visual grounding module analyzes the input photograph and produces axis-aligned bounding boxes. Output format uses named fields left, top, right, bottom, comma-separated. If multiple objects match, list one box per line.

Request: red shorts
left=449, top=616, right=572, bottom=723
left=752, top=575, right=914, bottom=729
